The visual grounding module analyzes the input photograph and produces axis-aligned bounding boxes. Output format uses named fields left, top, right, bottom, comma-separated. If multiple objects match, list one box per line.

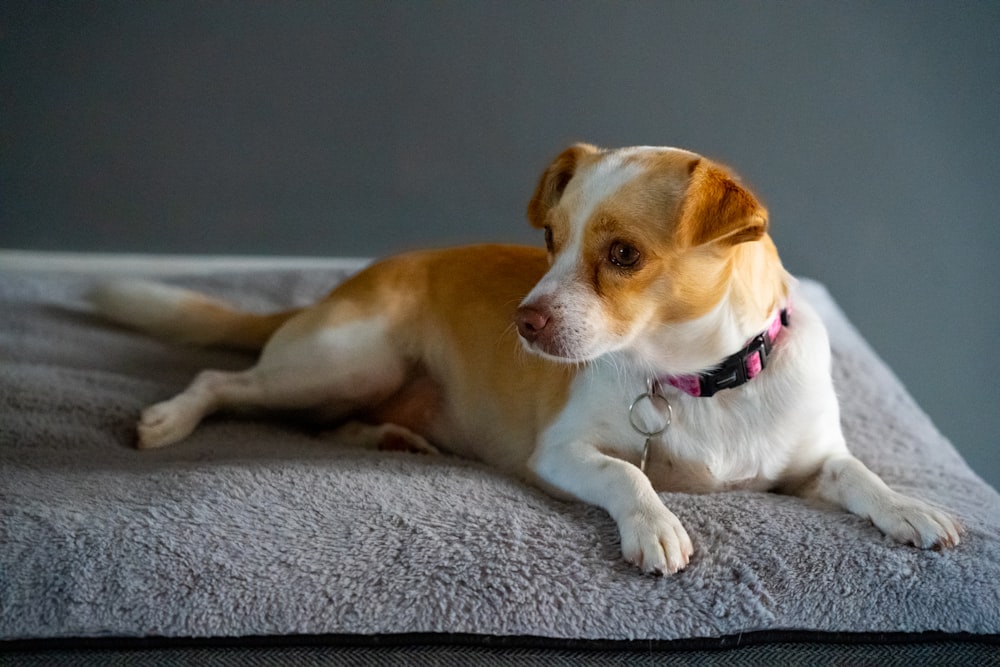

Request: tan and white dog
left=92, top=143, right=960, bottom=575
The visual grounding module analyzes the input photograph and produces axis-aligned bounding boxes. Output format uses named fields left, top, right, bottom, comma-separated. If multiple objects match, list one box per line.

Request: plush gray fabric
left=2, top=261, right=999, bottom=642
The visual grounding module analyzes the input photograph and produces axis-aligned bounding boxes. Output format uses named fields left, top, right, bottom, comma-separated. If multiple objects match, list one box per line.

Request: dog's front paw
left=619, top=504, right=693, bottom=575
left=873, top=493, right=962, bottom=550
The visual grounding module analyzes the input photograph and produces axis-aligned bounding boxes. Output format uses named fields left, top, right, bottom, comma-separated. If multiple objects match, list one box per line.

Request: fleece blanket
left=1, top=254, right=999, bottom=642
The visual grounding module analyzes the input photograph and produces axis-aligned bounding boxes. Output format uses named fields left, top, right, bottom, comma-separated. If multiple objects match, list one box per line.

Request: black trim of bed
left=4, top=629, right=999, bottom=654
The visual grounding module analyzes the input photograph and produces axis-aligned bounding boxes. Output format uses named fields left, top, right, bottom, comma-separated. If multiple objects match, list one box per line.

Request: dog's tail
left=89, top=279, right=302, bottom=351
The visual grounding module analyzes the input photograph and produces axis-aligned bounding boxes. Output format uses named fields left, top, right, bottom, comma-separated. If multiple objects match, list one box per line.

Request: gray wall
left=3, top=2, right=998, bottom=491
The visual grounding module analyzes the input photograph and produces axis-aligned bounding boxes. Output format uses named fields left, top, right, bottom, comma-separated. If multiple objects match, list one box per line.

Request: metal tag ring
left=628, top=391, right=673, bottom=438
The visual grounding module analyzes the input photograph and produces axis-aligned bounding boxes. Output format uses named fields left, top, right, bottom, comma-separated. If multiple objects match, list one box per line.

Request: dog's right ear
left=527, top=143, right=599, bottom=228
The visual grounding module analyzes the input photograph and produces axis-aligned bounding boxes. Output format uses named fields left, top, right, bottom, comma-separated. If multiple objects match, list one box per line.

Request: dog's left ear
left=527, top=143, right=599, bottom=228
left=679, top=162, right=768, bottom=247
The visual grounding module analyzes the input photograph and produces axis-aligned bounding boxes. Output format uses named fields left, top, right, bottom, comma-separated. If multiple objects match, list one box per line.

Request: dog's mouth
left=518, top=335, right=591, bottom=364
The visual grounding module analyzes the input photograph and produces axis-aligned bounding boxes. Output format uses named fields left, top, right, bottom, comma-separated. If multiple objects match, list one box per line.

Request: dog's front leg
left=530, top=442, right=693, bottom=575
left=802, top=454, right=962, bottom=549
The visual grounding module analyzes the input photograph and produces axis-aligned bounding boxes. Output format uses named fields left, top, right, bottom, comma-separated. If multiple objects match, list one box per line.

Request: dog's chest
left=570, top=375, right=788, bottom=494
left=654, top=391, right=792, bottom=492
left=683, top=389, right=812, bottom=493
left=642, top=434, right=776, bottom=493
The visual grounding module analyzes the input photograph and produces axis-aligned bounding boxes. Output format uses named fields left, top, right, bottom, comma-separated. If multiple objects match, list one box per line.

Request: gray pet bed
left=2, top=252, right=998, bottom=660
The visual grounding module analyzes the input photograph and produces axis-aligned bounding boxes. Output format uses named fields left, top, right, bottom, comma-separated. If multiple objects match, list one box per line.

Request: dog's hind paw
left=326, top=421, right=440, bottom=455
left=136, top=400, right=200, bottom=449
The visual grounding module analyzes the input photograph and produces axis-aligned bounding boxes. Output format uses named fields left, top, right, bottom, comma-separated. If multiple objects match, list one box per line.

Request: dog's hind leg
left=137, top=367, right=268, bottom=448
left=136, top=314, right=409, bottom=449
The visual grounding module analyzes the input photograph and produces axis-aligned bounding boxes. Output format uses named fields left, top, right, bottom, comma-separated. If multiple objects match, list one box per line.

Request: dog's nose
left=516, top=305, right=550, bottom=342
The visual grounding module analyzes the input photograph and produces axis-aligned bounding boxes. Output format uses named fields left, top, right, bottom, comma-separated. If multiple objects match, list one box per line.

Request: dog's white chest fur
left=547, top=369, right=787, bottom=494
left=539, top=293, right=839, bottom=494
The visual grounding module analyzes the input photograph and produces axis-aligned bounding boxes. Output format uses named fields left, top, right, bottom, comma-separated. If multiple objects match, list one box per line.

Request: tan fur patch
left=529, top=148, right=787, bottom=337
left=323, top=245, right=576, bottom=466
left=677, top=161, right=768, bottom=248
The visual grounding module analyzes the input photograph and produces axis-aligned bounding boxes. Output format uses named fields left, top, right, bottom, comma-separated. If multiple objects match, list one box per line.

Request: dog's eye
left=544, top=226, right=554, bottom=253
left=609, top=241, right=640, bottom=268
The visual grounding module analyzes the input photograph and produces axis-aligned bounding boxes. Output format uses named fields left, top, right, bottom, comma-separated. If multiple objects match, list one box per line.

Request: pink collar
left=660, top=307, right=790, bottom=398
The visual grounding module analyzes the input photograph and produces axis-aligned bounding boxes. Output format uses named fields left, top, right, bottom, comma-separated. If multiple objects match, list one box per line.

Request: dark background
left=2, top=1, right=997, bottom=491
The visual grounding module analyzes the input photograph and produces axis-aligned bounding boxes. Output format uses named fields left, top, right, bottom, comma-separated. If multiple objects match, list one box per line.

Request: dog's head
left=516, top=144, right=788, bottom=374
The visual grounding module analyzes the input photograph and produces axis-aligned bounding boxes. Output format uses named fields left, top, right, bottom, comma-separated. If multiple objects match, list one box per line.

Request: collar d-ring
left=628, top=380, right=673, bottom=439
left=629, top=379, right=672, bottom=474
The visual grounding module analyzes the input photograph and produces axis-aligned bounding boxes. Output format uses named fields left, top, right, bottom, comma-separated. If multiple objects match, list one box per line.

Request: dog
left=92, top=143, right=961, bottom=575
